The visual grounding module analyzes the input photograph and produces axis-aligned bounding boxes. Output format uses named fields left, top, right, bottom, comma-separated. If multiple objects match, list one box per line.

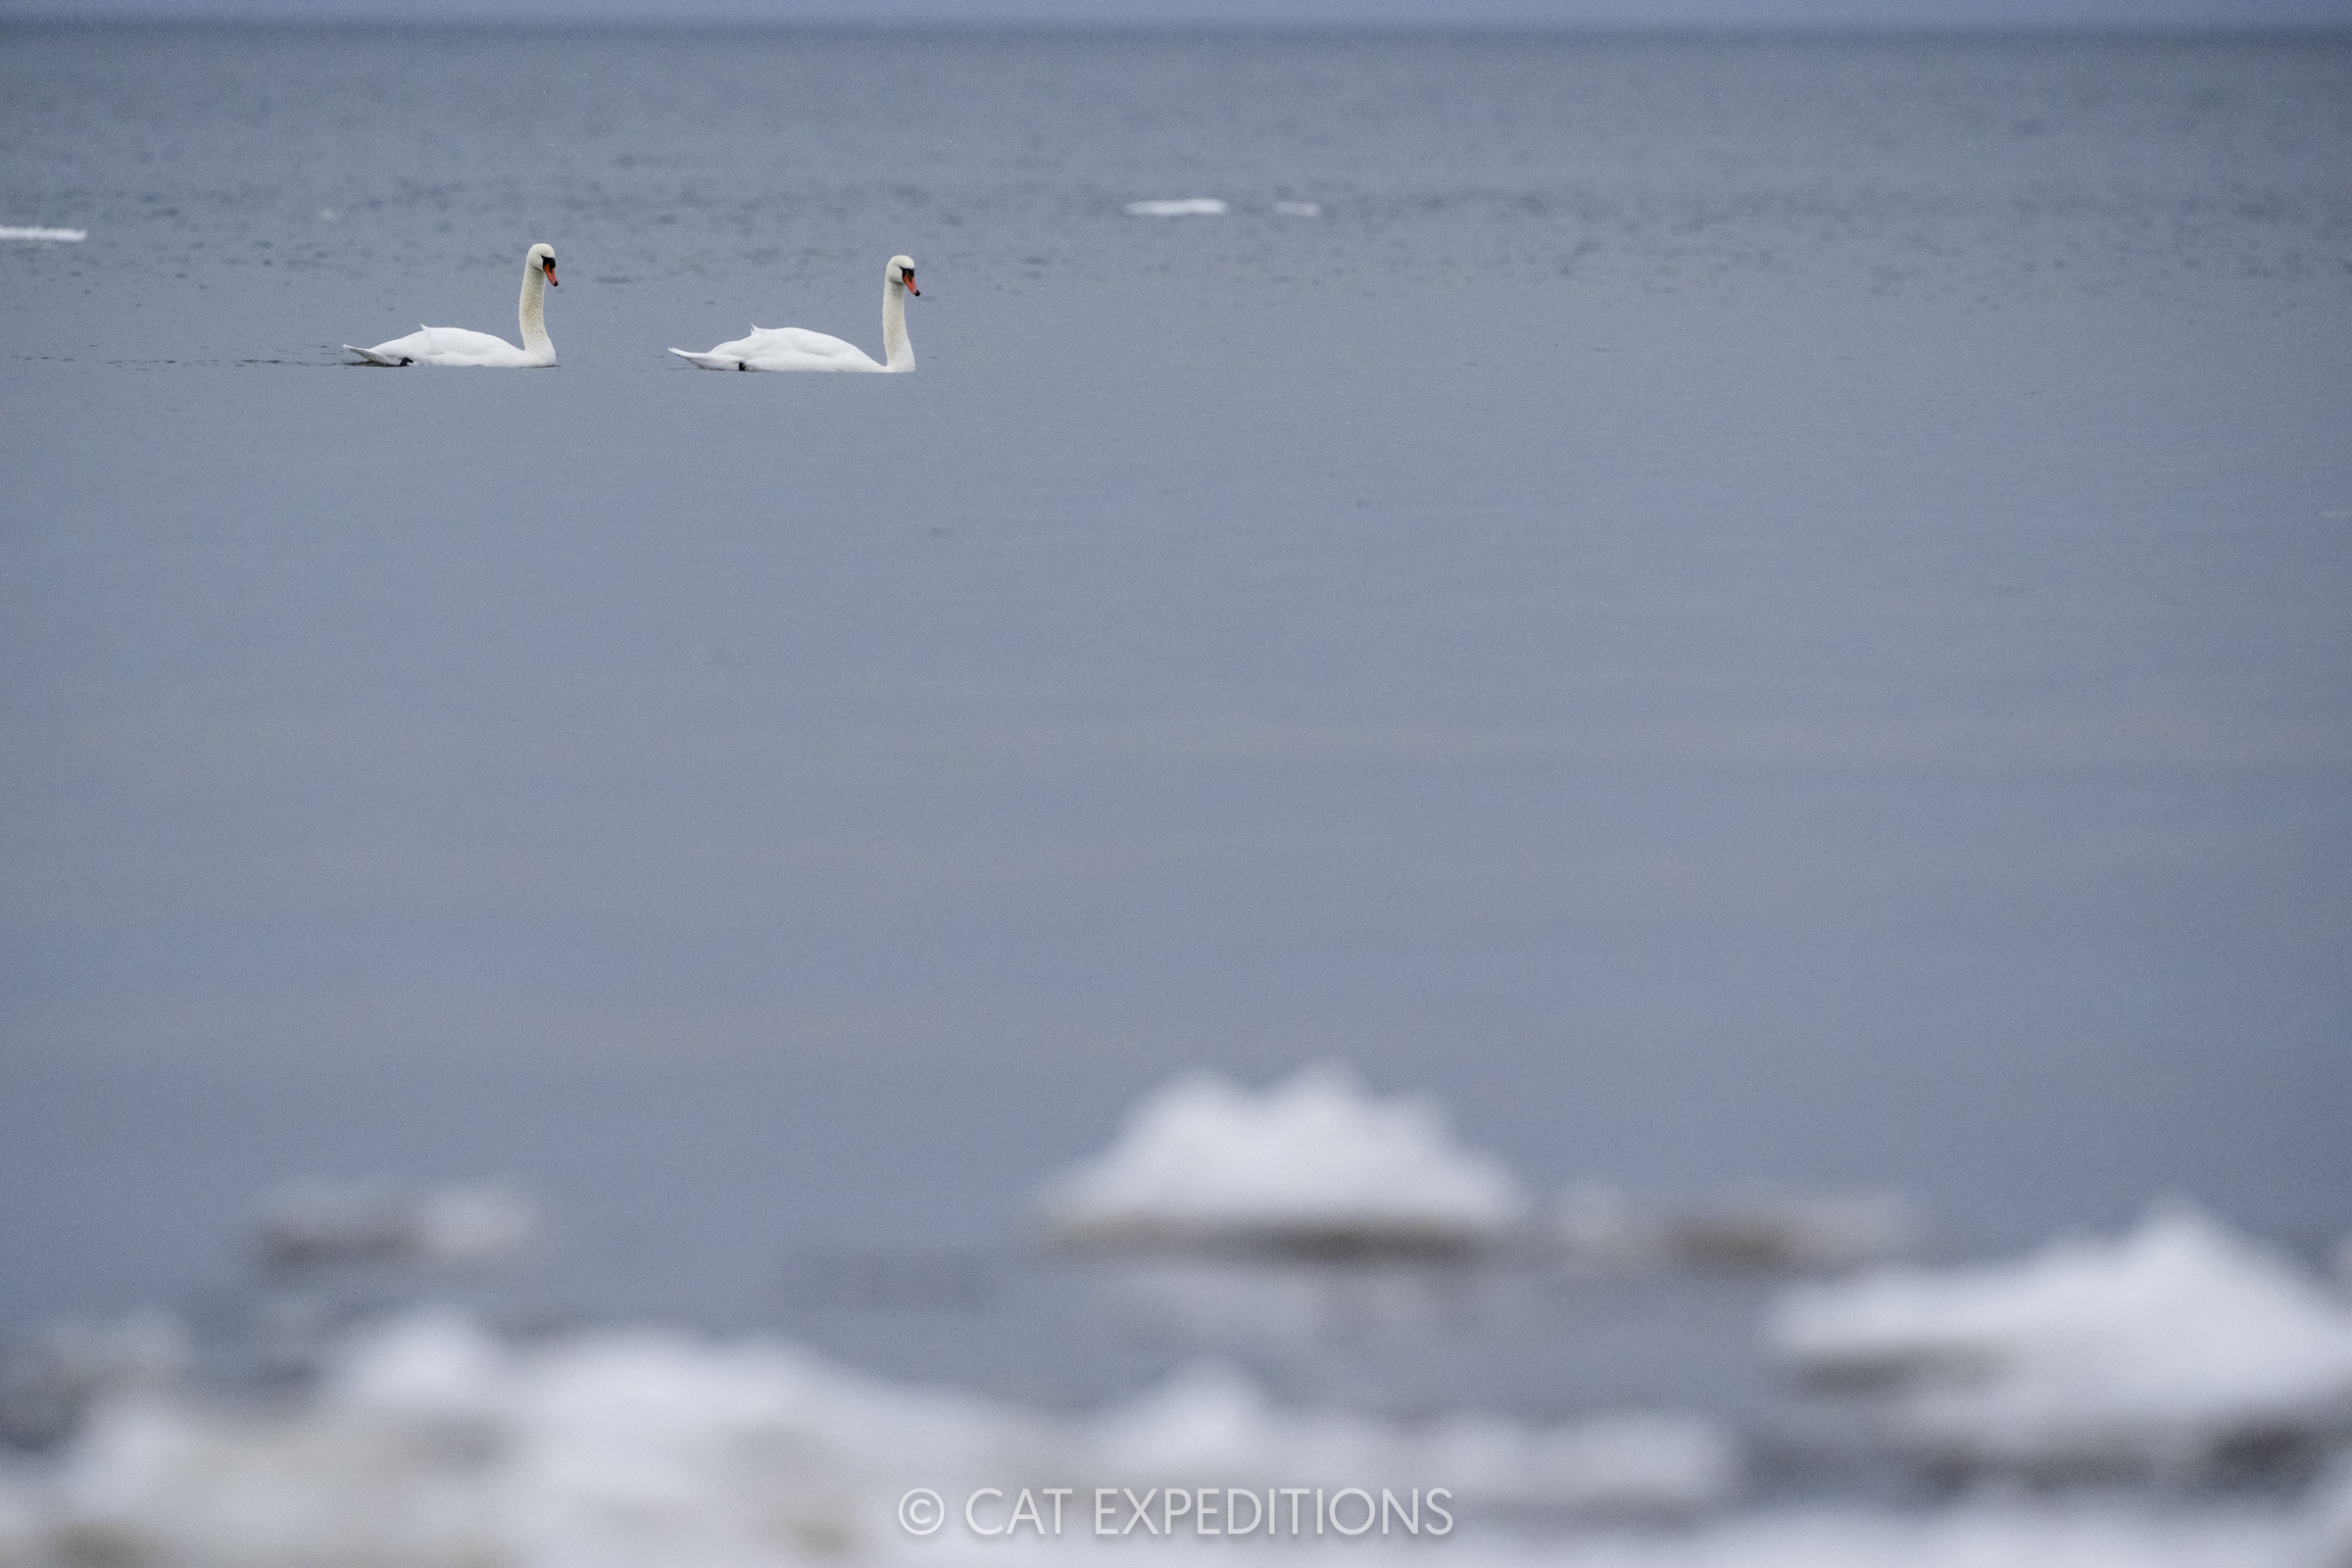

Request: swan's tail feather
left=670, top=348, right=744, bottom=370
left=343, top=344, right=407, bottom=367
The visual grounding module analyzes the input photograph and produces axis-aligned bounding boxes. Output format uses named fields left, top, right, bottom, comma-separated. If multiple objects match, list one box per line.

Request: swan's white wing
left=737, top=327, right=885, bottom=371
left=672, top=326, right=883, bottom=372
left=360, top=325, right=536, bottom=368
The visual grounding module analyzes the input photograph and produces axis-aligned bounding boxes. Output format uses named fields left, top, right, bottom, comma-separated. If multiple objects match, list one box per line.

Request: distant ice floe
left=0, top=225, right=86, bottom=242
left=1769, top=1204, right=2352, bottom=1477
left=1126, top=198, right=1228, bottom=217
left=1038, top=1069, right=1908, bottom=1272
left=1272, top=201, right=1322, bottom=217
left=254, top=1177, right=540, bottom=1270
left=0, top=1307, right=1742, bottom=1566
left=1556, top=1184, right=1914, bottom=1275
left=1039, top=1065, right=1529, bottom=1256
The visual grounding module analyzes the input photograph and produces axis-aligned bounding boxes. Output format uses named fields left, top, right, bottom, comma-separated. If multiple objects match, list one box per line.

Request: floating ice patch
left=1272, top=201, right=1322, bottom=217
left=1126, top=199, right=1228, bottom=218
left=1039, top=1064, right=1528, bottom=1254
left=1769, top=1204, right=2352, bottom=1476
left=0, top=225, right=86, bottom=242
left=255, top=1177, right=539, bottom=1269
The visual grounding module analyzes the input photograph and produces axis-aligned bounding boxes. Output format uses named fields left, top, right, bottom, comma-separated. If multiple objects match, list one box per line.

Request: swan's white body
left=672, top=256, right=917, bottom=372
left=346, top=245, right=559, bottom=368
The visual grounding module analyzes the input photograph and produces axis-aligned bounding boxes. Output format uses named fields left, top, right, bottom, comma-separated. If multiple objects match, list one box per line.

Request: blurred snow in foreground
left=3, top=1137, right=2349, bottom=1566
left=1039, top=1066, right=1529, bottom=1255
left=1772, top=1205, right=2352, bottom=1477
left=5, top=1204, right=2352, bottom=1566
left=0, top=1308, right=1739, bottom=1568
left=0, top=1306, right=2321, bottom=1568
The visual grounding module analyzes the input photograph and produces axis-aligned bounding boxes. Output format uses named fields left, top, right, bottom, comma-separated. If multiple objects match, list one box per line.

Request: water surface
left=3, top=24, right=2349, bottom=1437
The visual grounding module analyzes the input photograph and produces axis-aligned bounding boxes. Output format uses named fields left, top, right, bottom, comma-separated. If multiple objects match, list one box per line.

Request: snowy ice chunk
left=34, top=1311, right=1042, bottom=1568
left=1769, top=1205, right=2352, bottom=1476
left=321, top=1309, right=512, bottom=1430
left=0, top=225, right=85, bottom=241
left=255, top=1178, right=539, bottom=1269
left=1040, top=1065, right=1529, bottom=1255
left=1126, top=198, right=1228, bottom=217
left=1096, top=1360, right=1738, bottom=1519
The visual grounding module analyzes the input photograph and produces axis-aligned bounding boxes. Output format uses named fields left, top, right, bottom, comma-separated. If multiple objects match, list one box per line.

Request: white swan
left=670, top=256, right=917, bottom=372
left=345, top=244, right=560, bottom=368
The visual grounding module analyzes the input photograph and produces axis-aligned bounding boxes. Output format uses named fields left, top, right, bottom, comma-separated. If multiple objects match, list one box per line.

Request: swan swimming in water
left=345, top=245, right=560, bottom=368
left=670, top=256, right=917, bottom=372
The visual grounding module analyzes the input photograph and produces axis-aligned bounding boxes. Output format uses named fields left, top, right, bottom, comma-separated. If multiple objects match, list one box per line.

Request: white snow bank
left=8, top=1308, right=1740, bottom=1568
left=1126, top=199, right=1228, bottom=217
left=0, top=225, right=85, bottom=241
left=255, top=1177, right=539, bottom=1269
left=36, top=1311, right=1045, bottom=1568
left=1556, top=1185, right=1913, bottom=1275
left=1039, top=1066, right=1529, bottom=1253
left=1093, top=1360, right=1737, bottom=1520
left=1769, top=1205, right=2352, bottom=1474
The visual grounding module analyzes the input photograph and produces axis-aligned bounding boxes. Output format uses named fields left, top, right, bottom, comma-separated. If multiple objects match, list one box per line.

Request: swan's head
left=528, top=243, right=558, bottom=287
left=889, top=255, right=918, bottom=297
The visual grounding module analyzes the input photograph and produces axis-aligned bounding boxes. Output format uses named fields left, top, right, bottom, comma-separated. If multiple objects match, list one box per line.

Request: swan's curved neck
left=519, top=264, right=552, bottom=356
left=882, top=279, right=912, bottom=371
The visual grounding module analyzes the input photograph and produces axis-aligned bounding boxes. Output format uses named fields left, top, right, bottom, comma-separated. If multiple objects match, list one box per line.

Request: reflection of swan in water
left=345, top=245, right=559, bottom=368
left=670, top=255, right=917, bottom=372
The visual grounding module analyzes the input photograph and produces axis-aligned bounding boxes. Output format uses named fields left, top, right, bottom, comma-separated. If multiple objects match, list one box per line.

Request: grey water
left=2, top=22, right=2349, bottom=1445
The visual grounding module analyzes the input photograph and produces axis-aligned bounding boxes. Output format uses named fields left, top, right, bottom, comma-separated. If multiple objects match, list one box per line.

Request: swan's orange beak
left=903, top=270, right=917, bottom=296
left=543, top=261, right=558, bottom=286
